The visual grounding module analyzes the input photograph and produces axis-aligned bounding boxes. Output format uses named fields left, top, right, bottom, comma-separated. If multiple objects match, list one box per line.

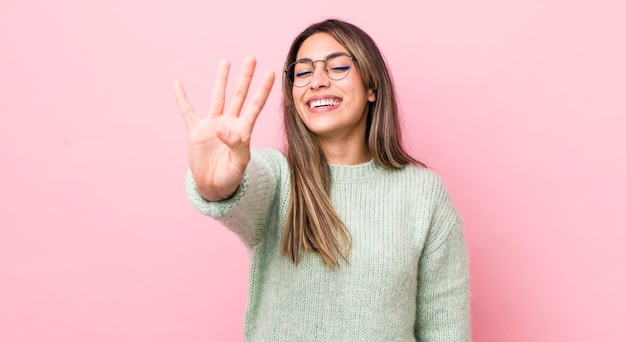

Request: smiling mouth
left=308, top=99, right=341, bottom=108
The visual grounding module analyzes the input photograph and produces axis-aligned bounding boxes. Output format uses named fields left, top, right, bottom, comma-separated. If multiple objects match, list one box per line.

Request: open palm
left=173, top=57, right=275, bottom=201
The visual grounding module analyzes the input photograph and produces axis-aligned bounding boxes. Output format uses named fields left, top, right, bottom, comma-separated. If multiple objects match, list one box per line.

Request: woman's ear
left=368, top=89, right=376, bottom=102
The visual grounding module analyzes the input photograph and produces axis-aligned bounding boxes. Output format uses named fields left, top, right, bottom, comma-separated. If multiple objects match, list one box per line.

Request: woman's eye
left=329, top=66, right=350, bottom=73
left=296, top=71, right=313, bottom=78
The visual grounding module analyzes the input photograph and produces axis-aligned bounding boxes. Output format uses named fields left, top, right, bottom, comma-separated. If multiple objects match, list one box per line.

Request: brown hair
left=281, top=19, right=424, bottom=268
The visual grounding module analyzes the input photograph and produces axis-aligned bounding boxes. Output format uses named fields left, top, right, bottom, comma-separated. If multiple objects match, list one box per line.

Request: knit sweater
left=186, top=148, right=471, bottom=342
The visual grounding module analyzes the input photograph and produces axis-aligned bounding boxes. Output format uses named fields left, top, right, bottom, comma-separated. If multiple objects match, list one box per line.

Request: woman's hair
left=281, top=19, right=424, bottom=268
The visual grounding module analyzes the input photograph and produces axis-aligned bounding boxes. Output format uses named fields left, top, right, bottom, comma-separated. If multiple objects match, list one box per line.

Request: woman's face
left=291, top=33, right=376, bottom=143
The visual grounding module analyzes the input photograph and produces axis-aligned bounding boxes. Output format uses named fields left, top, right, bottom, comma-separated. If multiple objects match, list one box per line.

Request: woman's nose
left=309, top=64, right=330, bottom=89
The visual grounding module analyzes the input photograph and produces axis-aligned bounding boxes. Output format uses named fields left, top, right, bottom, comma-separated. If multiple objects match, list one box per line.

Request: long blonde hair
left=281, top=19, right=424, bottom=268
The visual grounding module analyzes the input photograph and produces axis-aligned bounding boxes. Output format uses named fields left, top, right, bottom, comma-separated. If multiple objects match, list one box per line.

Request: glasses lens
left=291, top=61, right=314, bottom=87
left=325, top=54, right=352, bottom=80
left=287, top=54, right=353, bottom=87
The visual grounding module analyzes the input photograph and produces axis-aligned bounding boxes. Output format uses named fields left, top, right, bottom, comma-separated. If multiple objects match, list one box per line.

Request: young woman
left=174, top=19, right=471, bottom=341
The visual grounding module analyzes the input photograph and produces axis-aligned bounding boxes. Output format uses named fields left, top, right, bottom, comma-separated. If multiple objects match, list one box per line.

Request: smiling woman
left=289, top=33, right=376, bottom=159
left=174, top=19, right=471, bottom=341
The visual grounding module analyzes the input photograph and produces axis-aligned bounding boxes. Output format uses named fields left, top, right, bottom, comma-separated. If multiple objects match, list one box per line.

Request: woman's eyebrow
left=294, top=51, right=347, bottom=63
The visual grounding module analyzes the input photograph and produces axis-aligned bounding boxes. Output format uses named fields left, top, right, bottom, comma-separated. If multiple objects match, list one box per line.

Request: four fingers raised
left=173, top=57, right=275, bottom=138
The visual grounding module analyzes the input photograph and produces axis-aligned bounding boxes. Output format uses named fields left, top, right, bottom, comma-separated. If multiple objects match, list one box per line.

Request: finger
left=216, top=126, right=251, bottom=176
left=209, top=59, right=230, bottom=117
left=216, top=123, right=251, bottom=151
left=225, top=56, right=256, bottom=118
left=241, top=70, right=275, bottom=130
left=173, top=80, right=199, bottom=131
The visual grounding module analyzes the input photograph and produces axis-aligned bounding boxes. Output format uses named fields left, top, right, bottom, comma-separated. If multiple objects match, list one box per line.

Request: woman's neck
left=319, top=140, right=370, bottom=165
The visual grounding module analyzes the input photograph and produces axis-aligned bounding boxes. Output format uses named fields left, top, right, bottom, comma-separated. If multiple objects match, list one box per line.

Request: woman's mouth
left=308, top=98, right=342, bottom=109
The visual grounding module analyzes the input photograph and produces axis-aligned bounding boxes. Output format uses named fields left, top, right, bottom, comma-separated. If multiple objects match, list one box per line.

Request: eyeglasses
left=285, top=52, right=355, bottom=88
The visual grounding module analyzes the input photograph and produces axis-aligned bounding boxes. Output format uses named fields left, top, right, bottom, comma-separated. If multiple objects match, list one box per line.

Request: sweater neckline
left=328, top=159, right=384, bottom=183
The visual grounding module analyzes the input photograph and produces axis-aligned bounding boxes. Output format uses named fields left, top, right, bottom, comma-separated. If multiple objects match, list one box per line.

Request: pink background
left=1, top=0, right=625, bottom=341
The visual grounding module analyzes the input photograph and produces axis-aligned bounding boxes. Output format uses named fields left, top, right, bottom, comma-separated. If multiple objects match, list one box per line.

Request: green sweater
left=186, top=148, right=471, bottom=341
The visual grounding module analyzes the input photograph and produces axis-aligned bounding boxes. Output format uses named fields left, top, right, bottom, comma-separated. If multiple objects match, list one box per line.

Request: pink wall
left=1, top=0, right=624, bottom=341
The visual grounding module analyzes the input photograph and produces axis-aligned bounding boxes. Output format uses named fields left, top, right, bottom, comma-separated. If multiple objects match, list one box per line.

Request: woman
left=174, top=19, right=471, bottom=341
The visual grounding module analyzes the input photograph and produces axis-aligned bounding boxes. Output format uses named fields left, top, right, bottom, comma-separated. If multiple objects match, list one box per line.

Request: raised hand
left=173, top=56, right=275, bottom=201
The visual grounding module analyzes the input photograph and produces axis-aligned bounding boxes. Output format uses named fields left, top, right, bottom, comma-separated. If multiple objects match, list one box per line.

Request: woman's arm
left=186, top=149, right=283, bottom=246
left=415, top=180, right=471, bottom=341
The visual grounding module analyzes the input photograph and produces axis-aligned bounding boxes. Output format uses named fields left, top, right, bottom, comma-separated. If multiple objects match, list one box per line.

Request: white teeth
left=308, top=99, right=340, bottom=108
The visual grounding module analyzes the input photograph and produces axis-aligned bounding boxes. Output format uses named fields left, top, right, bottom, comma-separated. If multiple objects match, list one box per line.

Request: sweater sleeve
left=185, top=149, right=281, bottom=246
left=415, top=178, right=471, bottom=341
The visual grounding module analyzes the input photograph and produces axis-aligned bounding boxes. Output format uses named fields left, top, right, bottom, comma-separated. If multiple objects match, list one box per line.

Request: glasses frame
left=285, top=52, right=355, bottom=88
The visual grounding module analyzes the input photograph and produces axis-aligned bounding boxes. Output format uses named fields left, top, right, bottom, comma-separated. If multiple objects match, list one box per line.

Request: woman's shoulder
left=250, top=147, right=289, bottom=176
left=251, top=147, right=287, bottom=163
left=396, top=163, right=445, bottom=186
left=389, top=164, right=455, bottom=205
